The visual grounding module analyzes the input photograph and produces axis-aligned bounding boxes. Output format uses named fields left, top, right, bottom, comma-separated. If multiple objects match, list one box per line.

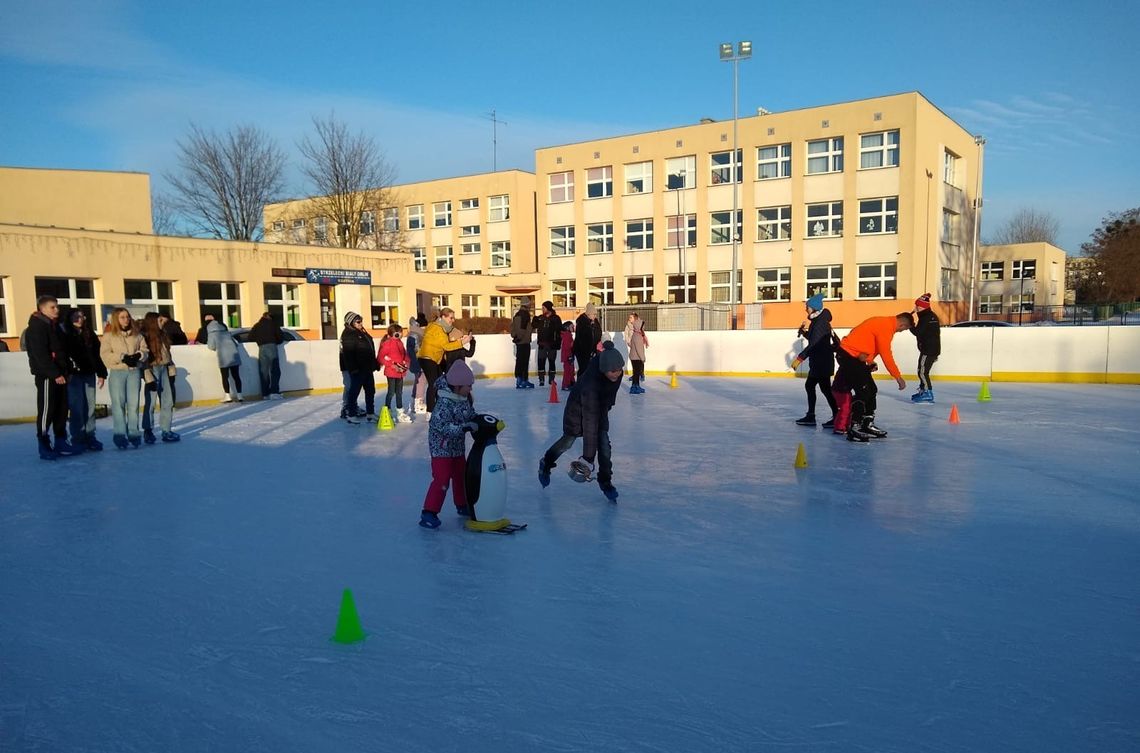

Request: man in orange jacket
left=834, top=312, right=914, bottom=442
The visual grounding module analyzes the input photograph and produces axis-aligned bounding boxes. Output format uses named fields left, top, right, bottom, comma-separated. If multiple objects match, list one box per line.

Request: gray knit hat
left=344, top=311, right=361, bottom=326
left=597, top=341, right=624, bottom=373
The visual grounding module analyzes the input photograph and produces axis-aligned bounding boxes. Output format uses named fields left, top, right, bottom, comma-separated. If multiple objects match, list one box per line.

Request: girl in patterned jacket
left=419, top=360, right=478, bottom=529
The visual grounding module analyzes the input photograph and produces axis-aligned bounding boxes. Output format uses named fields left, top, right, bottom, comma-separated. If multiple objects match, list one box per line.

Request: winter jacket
left=509, top=309, right=533, bottom=345
left=796, top=309, right=835, bottom=376
left=206, top=320, right=242, bottom=368
left=428, top=377, right=477, bottom=458
left=560, top=331, right=575, bottom=365
left=194, top=324, right=210, bottom=345
left=100, top=329, right=148, bottom=372
left=378, top=336, right=411, bottom=379
left=562, top=353, right=622, bottom=462
left=163, top=319, right=189, bottom=346
left=418, top=321, right=465, bottom=364
left=63, top=323, right=108, bottom=378
left=624, top=318, right=648, bottom=362
left=406, top=322, right=425, bottom=375
left=911, top=309, right=942, bottom=357
left=249, top=317, right=284, bottom=346
left=443, top=335, right=476, bottom=369
left=840, top=316, right=903, bottom=379
left=340, top=326, right=377, bottom=374
left=24, top=312, right=69, bottom=379
left=534, top=312, right=562, bottom=347
left=573, top=314, right=603, bottom=361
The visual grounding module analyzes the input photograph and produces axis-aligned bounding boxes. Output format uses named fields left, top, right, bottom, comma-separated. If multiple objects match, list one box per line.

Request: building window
left=943, top=150, right=958, bottom=185
left=625, top=161, right=653, bottom=194
left=710, top=149, right=742, bottom=184
left=756, top=268, right=791, bottom=301
left=263, top=283, right=300, bottom=327
left=858, top=197, right=898, bottom=234
left=460, top=197, right=479, bottom=210
left=586, top=166, right=614, bottom=198
left=431, top=294, right=451, bottom=311
left=490, top=295, right=507, bottom=318
left=550, top=226, right=576, bottom=256
left=460, top=224, right=480, bottom=237
left=124, top=280, right=175, bottom=317
left=0, top=277, right=8, bottom=334
left=807, top=137, right=844, bottom=174
left=490, top=241, right=511, bottom=268
left=1012, top=259, right=1037, bottom=279
left=805, top=265, right=843, bottom=300
left=665, top=156, right=696, bottom=189
left=36, top=277, right=98, bottom=330
left=359, top=210, right=375, bottom=236
left=461, top=294, right=479, bottom=318
left=942, top=209, right=959, bottom=244
left=857, top=263, right=897, bottom=299
left=291, top=218, right=306, bottom=229
left=710, top=270, right=742, bottom=304
left=588, top=277, right=615, bottom=305
left=367, top=285, right=399, bottom=328
left=551, top=279, right=577, bottom=308
left=941, top=268, right=953, bottom=301
left=626, top=275, right=653, bottom=304
left=383, top=207, right=399, bottom=232
left=667, top=214, right=697, bottom=248
left=587, top=223, right=614, bottom=254
left=757, top=206, right=792, bottom=241
left=488, top=194, right=509, bottom=222
left=433, top=201, right=452, bottom=228
left=981, top=261, right=1004, bottom=280
left=859, top=130, right=900, bottom=169
left=625, top=219, right=653, bottom=251
left=434, top=245, right=454, bottom=271
left=272, top=220, right=285, bottom=232
left=461, top=242, right=481, bottom=255
left=979, top=294, right=1002, bottom=314
left=411, top=247, right=427, bottom=272
left=710, top=210, right=742, bottom=245
left=667, top=273, right=697, bottom=304
left=408, top=204, right=424, bottom=230
left=1012, top=293, right=1035, bottom=312
left=314, top=217, right=328, bottom=242
left=757, top=143, right=792, bottom=180
left=198, top=282, right=242, bottom=328
left=806, top=201, right=843, bottom=237
left=549, top=171, right=574, bottom=203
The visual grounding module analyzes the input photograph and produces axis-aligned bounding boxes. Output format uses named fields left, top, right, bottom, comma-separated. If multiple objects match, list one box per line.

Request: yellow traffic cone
left=669, top=372, right=679, bottom=389
left=377, top=406, right=395, bottom=431
left=977, top=381, right=992, bottom=402
left=794, top=442, right=808, bottom=469
left=331, top=588, right=367, bottom=644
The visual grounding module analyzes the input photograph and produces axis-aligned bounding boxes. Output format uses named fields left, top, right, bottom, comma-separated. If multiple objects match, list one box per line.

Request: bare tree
left=296, top=114, right=403, bottom=250
left=150, top=191, right=182, bottom=236
left=1081, top=208, right=1140, bottom=303
left=988, top=207, right=1061, bottom=246
left=165, top=124, right=286, bottom=241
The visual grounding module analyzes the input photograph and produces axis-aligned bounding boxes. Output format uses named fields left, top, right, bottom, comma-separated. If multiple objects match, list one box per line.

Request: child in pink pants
left=419, top=361, right=477, bottom=529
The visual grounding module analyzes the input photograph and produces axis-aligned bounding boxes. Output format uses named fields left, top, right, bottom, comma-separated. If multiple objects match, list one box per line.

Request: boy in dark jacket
left=25, top=295, right=79, bottom=459
left=791, top=293, right=838, bottom=427
left=533, top=300, right=562, bottom=388
left=538, top=341, right=624, bottom=501
left=63, top=309, right=108, bottom=450
left=909, top=293, right=942, bottom=403
left=573, top=302, right=603, bottom=377
left=249, top=311, right=284, bottom=398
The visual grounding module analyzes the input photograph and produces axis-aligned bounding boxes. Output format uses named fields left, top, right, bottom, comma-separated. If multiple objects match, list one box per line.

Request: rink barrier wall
left=1, top=327, right=1137, bottom=422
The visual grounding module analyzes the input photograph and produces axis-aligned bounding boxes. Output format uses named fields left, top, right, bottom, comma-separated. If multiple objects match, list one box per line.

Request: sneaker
left=599, top=482, right=619, bottom=502
left=54, top=438, right=81, bottom=456
left=38, top=438, right=59, bottom=461
left=128, top=435, right=142, bottom=448
left=161, top=431, right=181, bottom=443
left=144, top=429, right=157, bottom=445
left=236, top=395, right=244, bottom=403
left=85, top=435, right=104, bottom=452
left=821, top=417, right=836, bottom=430
left=795, top=414, right=816, bottom=426
left=419, top=511, right=441, bottom=529
left=269, top=393, right=284, bottom=400
left=456, top=506, right=471, bottom=517
left=221, top=394, right=233, bottom=403
left=538, top=457, right=551, bottom=488
left=113, top=434, right=129, bottom=450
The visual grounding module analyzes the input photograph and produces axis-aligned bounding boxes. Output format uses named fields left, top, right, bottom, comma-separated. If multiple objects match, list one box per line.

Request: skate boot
left=112, top=434, right=129, bottom=450
left=144, top=429, right=157, bottom=445
left=599, top=480, right=619, bottom=502
left=917, top=389, right=935, bottom=403
left=85, top=433, right=104, bottom=452
left=861, top=415, right=888, bottom=438
left=38, top=437, right=59, bottom=461
left=455, top=506, right=471, bottom=517
left=538, top=457, right=552, bottom=488
left=910, top=390, right=926, bottom=402
left=795, top=413, right=816, bottom=426
left=846, top=424, right=871, bottom=442
left=419, top=511, right=441, bottom=529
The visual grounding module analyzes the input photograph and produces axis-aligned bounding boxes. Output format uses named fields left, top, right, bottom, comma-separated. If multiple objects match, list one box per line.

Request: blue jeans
left=67, top=373, right=98, bottom=441
left=108, top=369, right=141, bottom=438
left=258, top=345, right=281, bottom=396
left=142, top=366, right=174, bottom=434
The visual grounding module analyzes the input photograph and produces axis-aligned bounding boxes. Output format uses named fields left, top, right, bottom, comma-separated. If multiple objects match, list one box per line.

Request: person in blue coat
left=791, top=294, right=838, bottom=428
left=206, top=315, right=244, bottom=402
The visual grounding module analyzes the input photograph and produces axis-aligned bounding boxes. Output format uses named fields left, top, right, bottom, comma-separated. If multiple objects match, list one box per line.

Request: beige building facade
left=976, top=242, right=1068, bottom=319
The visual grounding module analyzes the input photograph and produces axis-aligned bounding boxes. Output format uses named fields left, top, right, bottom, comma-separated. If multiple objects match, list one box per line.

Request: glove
left=122, top=353, right=141, bottom=367
left=568, top=457, right=594, bottom=483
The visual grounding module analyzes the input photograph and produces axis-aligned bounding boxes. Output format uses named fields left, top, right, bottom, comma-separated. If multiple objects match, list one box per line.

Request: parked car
left=230, top=327, right=306, bottom=342
left=948, top=320, right=1014, bottom=328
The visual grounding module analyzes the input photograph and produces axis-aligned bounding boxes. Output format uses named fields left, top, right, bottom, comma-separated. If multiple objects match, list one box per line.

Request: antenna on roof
left=482, top=110, right=508, bottom=172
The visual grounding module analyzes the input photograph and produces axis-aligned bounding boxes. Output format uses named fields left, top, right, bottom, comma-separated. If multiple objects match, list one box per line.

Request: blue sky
left=1, top=0, right=1137, bottom=253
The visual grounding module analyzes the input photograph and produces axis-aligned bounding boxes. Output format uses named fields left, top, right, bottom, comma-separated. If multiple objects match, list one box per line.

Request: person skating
left=509, top=302, right=535, bottom=389
left=834, top=312, right=913, bottom=442
left=25, top=295, right=78, bottom=459
left=909, top=293, right=941, bottom=403
left=534, top=301, right=562, bottom=388
left=573, top=302, right=603, bottom=377
left=791, top=294, right=839, bottom=427
left=419, top=360, right=478, bottom=529
left=538, top=341, right=624, bottom=501
left=623, top=312, right=648, bottom=394
left=340, top=312, right=378, bottom=424
left=62, top=309, right=107, bottom=451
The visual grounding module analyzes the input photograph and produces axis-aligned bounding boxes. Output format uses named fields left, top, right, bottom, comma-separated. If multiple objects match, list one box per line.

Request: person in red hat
left=909, top=294, right=941, bottom=403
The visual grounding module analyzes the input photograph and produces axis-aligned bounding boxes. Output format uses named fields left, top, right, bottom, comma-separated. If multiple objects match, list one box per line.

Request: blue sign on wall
left=305, top=268, right=372, bottom=285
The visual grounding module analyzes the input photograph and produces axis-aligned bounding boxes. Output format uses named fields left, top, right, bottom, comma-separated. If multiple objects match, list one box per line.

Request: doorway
left=319, top=285, right=337, bottom=340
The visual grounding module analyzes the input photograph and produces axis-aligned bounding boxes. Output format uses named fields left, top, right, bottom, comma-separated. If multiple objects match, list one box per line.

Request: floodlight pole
left=721, top=41, right=751, bottom=329
left=968, top=135, right=986, bottom=320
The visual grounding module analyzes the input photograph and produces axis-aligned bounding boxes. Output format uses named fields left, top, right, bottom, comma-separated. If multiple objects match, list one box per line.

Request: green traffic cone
left=978, top=381, right=992, bottom=402
left=331, top=588, right=367, bottom=644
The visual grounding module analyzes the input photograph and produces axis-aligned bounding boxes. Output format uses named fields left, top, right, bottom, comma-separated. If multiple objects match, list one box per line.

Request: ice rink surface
left=2, top=377, right=1138, bottom=753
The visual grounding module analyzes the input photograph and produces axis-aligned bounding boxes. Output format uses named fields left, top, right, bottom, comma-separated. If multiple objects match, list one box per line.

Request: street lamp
left=673, top=169, right=686, bottom=277
left=720, top=41, right=751, bottom=329
left=968, top=135, right=986, bottom=320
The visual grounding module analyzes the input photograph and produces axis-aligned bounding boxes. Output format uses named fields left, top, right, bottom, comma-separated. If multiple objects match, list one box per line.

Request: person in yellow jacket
left=834, top=312, right=912, bottom=442
left=416, top=307, right=471, bottom=414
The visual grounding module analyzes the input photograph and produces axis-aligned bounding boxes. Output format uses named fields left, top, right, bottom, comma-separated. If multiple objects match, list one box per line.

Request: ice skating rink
left=2, top=378, right=1138, bottom=752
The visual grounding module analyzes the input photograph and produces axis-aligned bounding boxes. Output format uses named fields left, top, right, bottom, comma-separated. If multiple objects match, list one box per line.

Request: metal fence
left=974, top=302, right=1139, bottom=326
left=598, top=303, right=764, bottom=332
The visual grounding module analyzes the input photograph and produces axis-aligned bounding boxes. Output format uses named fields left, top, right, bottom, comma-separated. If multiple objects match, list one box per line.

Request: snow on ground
left=2, top=378, right=1138, bottom=752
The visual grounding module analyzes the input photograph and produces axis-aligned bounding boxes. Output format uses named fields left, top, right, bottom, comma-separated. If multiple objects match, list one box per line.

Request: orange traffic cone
left=548, top=382, right=559, bottom=404
left=948, top=404, right=960, bottom=424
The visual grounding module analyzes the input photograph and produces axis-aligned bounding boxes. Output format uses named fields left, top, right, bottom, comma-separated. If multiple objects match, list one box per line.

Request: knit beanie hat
left=542, top=300, right=554, bottom=312
left=344, top=311, right=361, bottom=326
left=584, top=302, right=597, bottom=317
left=806, top=293, right=825, bottom=312
left=597, top=341, right=625, bottom=373
left=915, top=293, right=932, bottom=310
left=446, top=360, right=474, bottom=387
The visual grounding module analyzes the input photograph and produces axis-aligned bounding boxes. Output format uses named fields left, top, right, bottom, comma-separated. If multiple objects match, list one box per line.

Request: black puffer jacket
left=911, top=309, right=942, bottom=357
left=63, top=324, right=108, bottom=378
left=573, top=314, right=603, bottom=362
left=561, top=351, right=622, bottom=462
left=24, top=312, right=69, bottom=379
left=797, top=309, right=835, bottom=376
left=534, top=312, right=563, bottom=347
left=340, top=326, right=378, bottom=373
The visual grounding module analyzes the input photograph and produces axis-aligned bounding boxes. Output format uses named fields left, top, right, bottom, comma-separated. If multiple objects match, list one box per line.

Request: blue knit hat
left=806, top=294, right=825, bottom=311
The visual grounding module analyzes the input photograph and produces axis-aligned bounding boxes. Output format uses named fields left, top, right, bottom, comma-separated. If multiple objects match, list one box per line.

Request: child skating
left=419, top=360, right=478, bottom=528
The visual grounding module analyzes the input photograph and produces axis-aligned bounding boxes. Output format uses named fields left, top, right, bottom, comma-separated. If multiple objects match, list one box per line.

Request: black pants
left=543, top=429, right=613, bottom=485
left=630, top=359, right=645, bottom=385
left=219, top=366, right=242, bottom=394
left=419, top=358, right=443, bottom=413
left=514, top=343, right=531, bottom=381
left=917, top=353, right=938, bottom=391
left=835, top=349, right=876, bottom=422
left=346, top=371, right=376, bottom=416
left=805, top=371, right=838, bottom=416
left=35, top=375, right=69, bottom=440
left=536, top=345, right=558, bottom=384
left=385, top=376, right=404, bottom=411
